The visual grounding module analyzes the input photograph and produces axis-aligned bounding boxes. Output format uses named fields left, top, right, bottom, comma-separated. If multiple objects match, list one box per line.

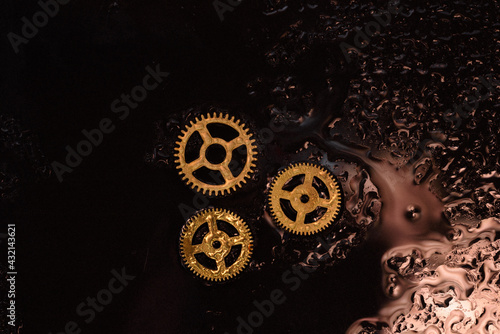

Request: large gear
left=268, top=162, right=343, bottom=235
left=179, top=208, right=253, bottom=281
left=174, top=113, right=257, bottom=196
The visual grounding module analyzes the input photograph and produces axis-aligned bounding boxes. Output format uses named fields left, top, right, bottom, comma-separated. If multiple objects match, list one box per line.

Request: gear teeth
left=267, top=162, right=344, bottom=235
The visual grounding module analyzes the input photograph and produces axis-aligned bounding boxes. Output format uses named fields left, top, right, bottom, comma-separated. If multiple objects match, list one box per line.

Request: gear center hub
left=292, top=186, right=319, bottom=212
left=204, top=232, right=231, bottom=257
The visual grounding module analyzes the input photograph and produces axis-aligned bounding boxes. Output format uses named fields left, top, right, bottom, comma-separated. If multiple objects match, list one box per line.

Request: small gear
left=268, top=162, right=343, bottom=235
left=174, top=113, right=257, bottom=196
left=179, top=208, right=253, bottom=281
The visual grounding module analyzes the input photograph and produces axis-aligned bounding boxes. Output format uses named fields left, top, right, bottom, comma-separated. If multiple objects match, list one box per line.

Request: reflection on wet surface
left=147, top=0, right=499, bottom=332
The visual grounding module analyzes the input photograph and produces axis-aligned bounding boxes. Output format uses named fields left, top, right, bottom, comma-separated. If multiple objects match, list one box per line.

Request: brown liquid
left=279, top=106, right=500, bottom=334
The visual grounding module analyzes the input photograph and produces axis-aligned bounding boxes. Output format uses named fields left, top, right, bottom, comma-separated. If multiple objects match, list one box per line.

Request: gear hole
left=279, top=199, right=298, bottom=221
left=185, top=131, right=202, bottom=163
left=206, top=123, right=239, bottom=141
left=282, top=174, right=304, bottom=191
left=224, top=245, right=242, bottom=268
left=305, top=207, right=327, bottom=224
left=229, top=145, right=248, bottom=177
left=216, top=220, right=239, bottom=237
left=312, top=177, right=330, bottom=199
left=194, top=253, right=218, bottom=270
left=193, top=167, right=225, bottom=185
left=192, top=223, right=209, bottom=244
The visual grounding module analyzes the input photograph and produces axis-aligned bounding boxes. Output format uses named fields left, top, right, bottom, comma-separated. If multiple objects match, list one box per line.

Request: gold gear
left=268, top=162, right=343, bottom=235
left=179, top=208, right=253, bottom=281
left=174, top=113, right=257, bottom=196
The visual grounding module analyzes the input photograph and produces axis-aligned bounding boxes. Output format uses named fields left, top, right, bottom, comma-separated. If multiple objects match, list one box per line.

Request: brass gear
left=174, top=113, right=257, bottom=196
left=179, top=208, right=253, bottom=281
left=268, top=162, right=343, bottom=235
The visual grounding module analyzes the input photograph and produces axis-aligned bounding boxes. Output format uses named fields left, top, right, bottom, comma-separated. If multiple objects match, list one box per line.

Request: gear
left=268, top=162, right=343, bottom=235
left=174, top=113, right=257, bottom=196
left=179, top=208, right=253, bottom=281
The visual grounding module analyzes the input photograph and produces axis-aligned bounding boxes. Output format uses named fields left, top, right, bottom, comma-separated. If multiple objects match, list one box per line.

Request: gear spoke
left=197, top=125, right=214, bottom=144
left=220, top=164, right=234, bottom=182
left=295, top=210, right=306, bottom=225
left=280, top=190, right=295, bottom=202
left=215, top=257, right=227, bottom=272
left=228, top=235, right=245, bottom=246
left=191, top=243, right=205, bottom=255
left=226, top=136, right=246, bottom=152
left=318, top=197, right=333, bottom=208
left=184, top=156, right=206, bottom=173
left=207, top=214, right=218, bottom=233
left=303, top=173, right=314, bottom=187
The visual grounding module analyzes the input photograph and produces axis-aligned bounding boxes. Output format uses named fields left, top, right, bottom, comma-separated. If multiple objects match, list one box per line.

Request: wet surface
left=147, top=0, right=499, bottom=333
